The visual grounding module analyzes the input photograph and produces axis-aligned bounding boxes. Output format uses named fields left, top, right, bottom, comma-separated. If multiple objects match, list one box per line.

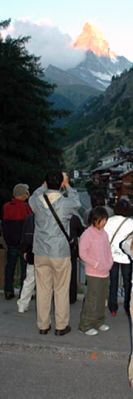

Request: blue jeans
left=4, top=246, right=27, bottom=295
left=108, top=261, right=132, bottom=313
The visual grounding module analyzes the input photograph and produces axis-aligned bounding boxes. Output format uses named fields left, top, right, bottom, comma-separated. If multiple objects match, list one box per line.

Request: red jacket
left=2, top=198, right=32, bottom=247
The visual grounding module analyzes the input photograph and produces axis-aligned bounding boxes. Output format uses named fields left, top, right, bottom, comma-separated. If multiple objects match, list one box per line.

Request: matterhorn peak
left=73, top=22, right=116, bottom=58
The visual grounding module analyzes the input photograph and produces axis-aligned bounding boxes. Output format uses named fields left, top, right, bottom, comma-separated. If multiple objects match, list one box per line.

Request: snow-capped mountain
left=45, top=22, right=132, bottom=105
left=73, top=22, right=115, bottom=57
left=68, top=23, right=132, bottom=90
left=67, top=51, right=132, bottom=91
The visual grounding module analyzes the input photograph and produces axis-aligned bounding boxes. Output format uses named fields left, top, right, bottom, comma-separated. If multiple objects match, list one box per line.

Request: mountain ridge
left=63, top=67, right=133, bottom=170
left=45, top=22, right=132, bottom=112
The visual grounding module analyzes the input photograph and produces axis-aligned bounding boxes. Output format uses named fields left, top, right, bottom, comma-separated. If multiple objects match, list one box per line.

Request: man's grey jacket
left=29, top=185, right=81, bottom=258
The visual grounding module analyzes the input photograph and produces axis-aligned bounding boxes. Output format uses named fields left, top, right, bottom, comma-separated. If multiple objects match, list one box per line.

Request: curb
left=0, top=340, right=130, bottom=361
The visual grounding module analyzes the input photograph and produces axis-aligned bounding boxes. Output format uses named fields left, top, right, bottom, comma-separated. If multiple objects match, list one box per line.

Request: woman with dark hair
left=105, top=199, right=133, bottom=316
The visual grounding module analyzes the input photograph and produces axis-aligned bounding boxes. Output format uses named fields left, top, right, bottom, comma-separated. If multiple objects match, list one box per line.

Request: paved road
left=0, top=294, right=132, bottom=398
left=0, top=345, right=132, bottom=399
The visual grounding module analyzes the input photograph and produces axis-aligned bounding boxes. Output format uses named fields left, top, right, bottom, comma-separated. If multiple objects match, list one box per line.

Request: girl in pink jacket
left=79, top=206, right=113, bottom=336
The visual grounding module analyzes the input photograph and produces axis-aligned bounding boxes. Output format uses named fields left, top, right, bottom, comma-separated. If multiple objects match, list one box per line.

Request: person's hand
left=61, top=172, right=69, bottom=188
left=42, top=181, right=47, bottom=189
left=23, top=253, right=27, bottom=260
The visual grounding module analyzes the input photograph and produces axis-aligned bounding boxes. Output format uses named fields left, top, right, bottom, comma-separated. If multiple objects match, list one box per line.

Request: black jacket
left=70, top=215, right=84, bottom=257
left=20, top=214, right=34, bottom=264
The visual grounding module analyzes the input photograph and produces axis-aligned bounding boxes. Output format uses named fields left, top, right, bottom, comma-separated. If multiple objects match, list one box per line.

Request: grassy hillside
left=63, top=67, right=133, bottom=170
left=45, top=64, right=101, bottom=109
left=55, top=84, right=99, bottom=108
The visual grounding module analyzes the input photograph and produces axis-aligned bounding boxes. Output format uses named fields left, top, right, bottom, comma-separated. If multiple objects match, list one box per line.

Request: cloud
left=5, top=19, right=86, bottom=70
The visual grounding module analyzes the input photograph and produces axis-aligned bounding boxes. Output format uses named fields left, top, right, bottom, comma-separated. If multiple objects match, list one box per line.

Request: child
left=79, top=206, right=113, bottom=336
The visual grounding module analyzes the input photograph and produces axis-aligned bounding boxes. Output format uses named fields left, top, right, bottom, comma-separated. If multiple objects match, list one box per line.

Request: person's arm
left=61, top=173, right=81, bottom=213
left=79, top=230, right=99, bottom=268
left=79, top=231, right=90, bottom=263
left=29, top=182, right=47, bottom=211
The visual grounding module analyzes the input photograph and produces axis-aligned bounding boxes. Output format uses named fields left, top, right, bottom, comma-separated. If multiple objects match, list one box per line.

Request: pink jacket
left=79, top=225, right=113, bottom=278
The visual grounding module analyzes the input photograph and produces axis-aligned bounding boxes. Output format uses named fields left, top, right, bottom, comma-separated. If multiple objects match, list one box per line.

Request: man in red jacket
left=2, top=183, right=32, bottom=299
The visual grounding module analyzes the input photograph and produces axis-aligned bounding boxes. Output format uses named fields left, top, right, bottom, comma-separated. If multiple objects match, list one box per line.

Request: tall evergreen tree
left=0, top=19, right=65, bottom=206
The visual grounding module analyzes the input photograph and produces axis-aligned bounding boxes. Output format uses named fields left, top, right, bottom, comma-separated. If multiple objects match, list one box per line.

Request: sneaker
left=99, top=324, right=110, bottom=331
left=18, top=306, right=29, bottom=313
left=85, top=328, right=98, bottom=336
left=17, top=300, right=28, bottom=313
left=18, top=306, right=25, bottom=313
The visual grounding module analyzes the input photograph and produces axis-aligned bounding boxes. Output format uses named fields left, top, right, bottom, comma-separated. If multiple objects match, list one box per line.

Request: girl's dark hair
left=91, top=206, right=108, bottom=225
left=91, top=191, right=105, bottom=207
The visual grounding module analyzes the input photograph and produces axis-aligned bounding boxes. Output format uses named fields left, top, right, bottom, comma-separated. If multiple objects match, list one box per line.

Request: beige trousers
left=34, top=255, right=71, bottom=330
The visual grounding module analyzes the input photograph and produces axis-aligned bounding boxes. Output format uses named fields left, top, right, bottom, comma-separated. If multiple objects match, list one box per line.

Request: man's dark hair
left=91, top=191, right=105, bottom=208
left=45, top=170, right=63, bottom=190
left=91, top=206, right=108, bottom=225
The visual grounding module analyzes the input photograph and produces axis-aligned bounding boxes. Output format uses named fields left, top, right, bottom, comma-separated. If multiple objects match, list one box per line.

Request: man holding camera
left=29, top=171, right=81, bottom=336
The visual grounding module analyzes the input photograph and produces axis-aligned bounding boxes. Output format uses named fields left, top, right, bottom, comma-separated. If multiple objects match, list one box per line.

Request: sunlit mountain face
left=66, top=22, right=132, bottom=91
left=73, top=22, right=116, bottom=59
left=45, top=21, right=132, bottom=105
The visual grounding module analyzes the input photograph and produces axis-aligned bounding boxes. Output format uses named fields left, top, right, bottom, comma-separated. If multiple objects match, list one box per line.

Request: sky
left=0, top=0, right=133, bottom=70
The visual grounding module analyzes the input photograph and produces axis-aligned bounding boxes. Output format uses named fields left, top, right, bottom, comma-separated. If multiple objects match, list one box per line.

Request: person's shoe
left=17, top=300, right=29, bottom=313
left=39, top=326, right=51, bottom=335
left=5, top=292, right=15, bottom=300
left=18, top=306, right=29, bottom=313
left=85, top=328, right=98, bottom=336
left=55, top=325, right=71, bottom=336
left=99, top=324, right=110, bottom=331
left=111, top=311, right=117, bottom=317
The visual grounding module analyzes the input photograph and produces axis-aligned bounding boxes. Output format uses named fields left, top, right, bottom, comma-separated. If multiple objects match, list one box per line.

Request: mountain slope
left=67, top=51, right=132, bottom=91
left=63, top=67, right=133, bottom=170
left=45, top=64, right=101, bottom=108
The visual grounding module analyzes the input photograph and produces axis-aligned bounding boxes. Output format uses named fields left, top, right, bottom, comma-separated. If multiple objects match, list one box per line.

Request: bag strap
left=110, top=217, right=129, bottom=244
left=43, top=193, right=70, bottom=244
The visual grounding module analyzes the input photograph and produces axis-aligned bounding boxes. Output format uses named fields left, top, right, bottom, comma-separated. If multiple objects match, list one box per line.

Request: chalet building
left=90, top=146, right=133, bottom=205
left=114, top=170, right=133, bottom=200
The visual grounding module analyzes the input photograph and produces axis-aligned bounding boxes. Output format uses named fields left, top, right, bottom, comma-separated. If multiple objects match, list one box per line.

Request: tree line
left=0, top=19, right=67, bottom=209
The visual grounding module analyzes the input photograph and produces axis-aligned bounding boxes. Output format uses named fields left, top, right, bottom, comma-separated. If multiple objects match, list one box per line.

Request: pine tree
left=0, top=19, right=65, bottom=206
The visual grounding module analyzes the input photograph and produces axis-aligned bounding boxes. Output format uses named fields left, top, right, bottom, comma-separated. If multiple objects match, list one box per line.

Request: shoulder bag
left=43, top=193, right=77, bottom=251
